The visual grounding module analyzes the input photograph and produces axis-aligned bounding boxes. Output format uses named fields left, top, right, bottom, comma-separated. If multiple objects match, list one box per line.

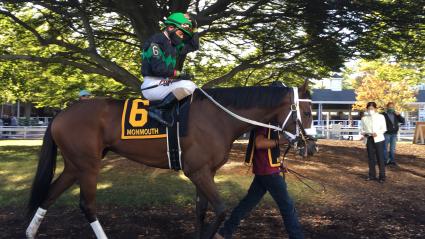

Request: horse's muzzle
left=296, top=137, right=318, bottom=157
left=306, top=139, right=318, bottom=156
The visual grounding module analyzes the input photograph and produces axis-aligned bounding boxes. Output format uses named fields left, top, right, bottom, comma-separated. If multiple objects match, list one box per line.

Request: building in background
left=311, top=76, right=425, bottom=126
left=0, top=101, right=55, bottom=126
left=314, top=73, right=344, bottom=91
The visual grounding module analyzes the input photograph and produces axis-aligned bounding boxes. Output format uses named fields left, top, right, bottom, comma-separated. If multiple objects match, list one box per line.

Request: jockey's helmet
left=164, top=12, right=193, bottom=37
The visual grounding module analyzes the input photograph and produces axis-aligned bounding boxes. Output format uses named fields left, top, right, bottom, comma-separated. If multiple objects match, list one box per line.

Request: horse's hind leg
left=41, top=167, right=77, bottom=208
left=79, top=168, right=108, bottom=239
left=26, top=166, right=76, bottom=238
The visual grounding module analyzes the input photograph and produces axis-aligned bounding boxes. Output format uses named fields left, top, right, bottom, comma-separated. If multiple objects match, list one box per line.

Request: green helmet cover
left=164, top=12, right=193, bottom=37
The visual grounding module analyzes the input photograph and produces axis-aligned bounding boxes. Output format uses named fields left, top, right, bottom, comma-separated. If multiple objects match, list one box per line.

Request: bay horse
left=26, top=81, right=315, bottom=239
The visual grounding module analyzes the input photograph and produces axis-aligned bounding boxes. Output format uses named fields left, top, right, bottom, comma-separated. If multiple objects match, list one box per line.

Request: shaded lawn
left=0, top=140, right=317, bottom=209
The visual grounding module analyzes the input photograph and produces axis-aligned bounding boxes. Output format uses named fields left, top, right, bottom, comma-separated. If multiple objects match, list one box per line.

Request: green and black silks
left=141, top=33, right=199, bottom=78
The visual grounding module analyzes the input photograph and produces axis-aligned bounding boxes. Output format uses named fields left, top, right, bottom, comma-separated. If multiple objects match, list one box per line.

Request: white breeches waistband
left=141, top=76, right=198, bottom=101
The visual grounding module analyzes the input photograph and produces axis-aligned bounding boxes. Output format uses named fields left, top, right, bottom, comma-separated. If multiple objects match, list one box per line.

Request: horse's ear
left=299, top=79, right=309, bottom=95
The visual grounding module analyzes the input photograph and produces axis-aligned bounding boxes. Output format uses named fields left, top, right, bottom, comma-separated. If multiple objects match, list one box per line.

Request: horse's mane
left=194, top=86, right=292, bottom=109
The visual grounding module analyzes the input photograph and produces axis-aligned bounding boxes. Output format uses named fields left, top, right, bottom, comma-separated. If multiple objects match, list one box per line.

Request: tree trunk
left=24, top=102, right=32, bottom=119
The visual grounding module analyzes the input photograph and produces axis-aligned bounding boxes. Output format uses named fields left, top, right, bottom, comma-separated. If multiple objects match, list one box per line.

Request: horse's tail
left=27, top=122, right=57, bottom=218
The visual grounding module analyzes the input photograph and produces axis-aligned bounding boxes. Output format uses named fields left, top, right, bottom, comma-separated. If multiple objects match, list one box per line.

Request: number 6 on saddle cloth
left=121, top=97, right=191, bottom=170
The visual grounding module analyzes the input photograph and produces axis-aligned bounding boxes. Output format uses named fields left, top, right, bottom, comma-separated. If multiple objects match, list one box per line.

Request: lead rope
left=287, top=168, right=326, bottom=193
left=280, top=143, right=326, bottom=193
left=280, top=155, right=326, bottom=193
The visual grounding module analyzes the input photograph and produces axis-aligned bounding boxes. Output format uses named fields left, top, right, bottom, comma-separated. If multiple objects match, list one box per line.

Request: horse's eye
left=304, top=112, right=311, bottom=117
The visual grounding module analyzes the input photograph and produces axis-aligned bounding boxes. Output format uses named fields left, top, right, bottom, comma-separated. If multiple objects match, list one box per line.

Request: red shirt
left=252, top=128, right=281, bottom=175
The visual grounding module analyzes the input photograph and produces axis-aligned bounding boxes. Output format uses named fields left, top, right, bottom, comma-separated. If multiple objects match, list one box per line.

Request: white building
left=312, top=76, right=425, bottom=125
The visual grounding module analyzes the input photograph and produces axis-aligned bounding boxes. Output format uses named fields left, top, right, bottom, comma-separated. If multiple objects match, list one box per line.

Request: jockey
left=141, top=12, right=199, bottom=126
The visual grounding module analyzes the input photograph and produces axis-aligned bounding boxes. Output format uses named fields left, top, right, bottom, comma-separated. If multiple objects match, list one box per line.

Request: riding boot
left=148, top=93, right=178, bottom=127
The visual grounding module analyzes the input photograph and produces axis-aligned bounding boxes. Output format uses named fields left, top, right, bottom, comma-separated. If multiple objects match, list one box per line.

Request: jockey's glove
left=176, top=70, right=194, bottom=81
left=188, top=13, right=198, bottom=29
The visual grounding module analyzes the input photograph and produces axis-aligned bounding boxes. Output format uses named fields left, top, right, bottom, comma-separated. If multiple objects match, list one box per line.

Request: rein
left=197, top=87, right=311, bottom=140
left=197, top=87, right=286, bottom=131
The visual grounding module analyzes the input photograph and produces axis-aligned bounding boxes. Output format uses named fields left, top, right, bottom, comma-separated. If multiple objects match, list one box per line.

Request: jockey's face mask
left=167, top=27, right=183, bottom=46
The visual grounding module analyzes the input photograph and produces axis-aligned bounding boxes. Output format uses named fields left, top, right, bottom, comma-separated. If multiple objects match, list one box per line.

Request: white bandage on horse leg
left=26, top=207, right=47, bottom=238
left=90, top=220, right=108, bottom=239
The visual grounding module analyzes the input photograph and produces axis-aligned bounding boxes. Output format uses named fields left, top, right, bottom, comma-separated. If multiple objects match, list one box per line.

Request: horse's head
left=274, top=80, right=318, bottom=157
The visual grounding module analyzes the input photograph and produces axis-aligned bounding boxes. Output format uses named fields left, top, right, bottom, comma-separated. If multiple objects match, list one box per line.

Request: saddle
left=121, top=97, right=191, bottom=170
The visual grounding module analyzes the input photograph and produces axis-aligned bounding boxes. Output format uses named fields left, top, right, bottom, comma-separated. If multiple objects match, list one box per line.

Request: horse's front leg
left=189, top=167, right=226, bottom=239
left=195, top=187, right=209, bottom=239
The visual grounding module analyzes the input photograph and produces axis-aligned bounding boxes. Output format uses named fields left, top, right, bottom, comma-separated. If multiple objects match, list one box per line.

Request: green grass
left=0, top=139, right=43, bottom=146
left=0, top=140, right=318, bottom=209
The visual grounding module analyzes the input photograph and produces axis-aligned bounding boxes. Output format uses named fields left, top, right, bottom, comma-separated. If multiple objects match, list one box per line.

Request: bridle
left=278, top=88, right=323, bottom=193
left=279, top=87, right=314, bottom=142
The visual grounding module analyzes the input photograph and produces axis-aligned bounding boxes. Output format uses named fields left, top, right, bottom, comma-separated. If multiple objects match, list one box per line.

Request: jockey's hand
left=176, top=70, right=194, bottom=81
left=188, top=13, right=198, bottom=30
left=159, top=79, right=173, bottom=86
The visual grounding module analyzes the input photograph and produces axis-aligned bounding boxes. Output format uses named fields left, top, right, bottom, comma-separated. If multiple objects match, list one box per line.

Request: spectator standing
left=361, top=102, right=387, bottom=183
left=382, top=102, right=405, bottom=166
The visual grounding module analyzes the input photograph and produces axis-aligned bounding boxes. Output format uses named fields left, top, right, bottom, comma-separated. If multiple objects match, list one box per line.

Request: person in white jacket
left=361, top=102, right=387, bottom=183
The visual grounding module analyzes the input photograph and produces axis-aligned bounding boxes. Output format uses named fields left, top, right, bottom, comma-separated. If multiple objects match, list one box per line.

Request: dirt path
left=287, top=140, right=425, bottom=239
left=1, top=140, right=425, bottom=238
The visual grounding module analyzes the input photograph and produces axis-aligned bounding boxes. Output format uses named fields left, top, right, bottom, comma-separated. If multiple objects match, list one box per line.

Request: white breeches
left=141, top=76, right=198, bottom=101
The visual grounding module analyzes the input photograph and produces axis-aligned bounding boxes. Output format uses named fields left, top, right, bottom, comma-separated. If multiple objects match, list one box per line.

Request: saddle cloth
left=121, top=99, right=166, bottom=139
left=121, top=98, right=191, bottom=170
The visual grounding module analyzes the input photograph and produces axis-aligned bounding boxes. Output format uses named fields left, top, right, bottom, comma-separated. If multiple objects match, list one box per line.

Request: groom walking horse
left=26, top=81, right=316, bottom=239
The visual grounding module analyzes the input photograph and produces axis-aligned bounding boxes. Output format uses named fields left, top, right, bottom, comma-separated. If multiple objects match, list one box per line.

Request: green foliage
left=349, top=60, right=424, bottom=88
left=347, top=60, right=423, bottom=111
left=0, top=11, right=134, bottom=108
left=0, top=60, right=130, bottom=108
left=0, top=1, right=423, bottom=107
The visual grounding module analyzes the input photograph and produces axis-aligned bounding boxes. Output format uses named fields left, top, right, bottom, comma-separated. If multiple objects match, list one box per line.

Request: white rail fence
left=0, top=126, right=47, bottom=139
left=315, top=124, right=415, bottom=141
left=0, top=125, right=416, bottom=141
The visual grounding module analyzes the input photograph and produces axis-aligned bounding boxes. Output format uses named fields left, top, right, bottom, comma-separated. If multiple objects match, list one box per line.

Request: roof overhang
left=312, top=101, right=356, bottom=104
